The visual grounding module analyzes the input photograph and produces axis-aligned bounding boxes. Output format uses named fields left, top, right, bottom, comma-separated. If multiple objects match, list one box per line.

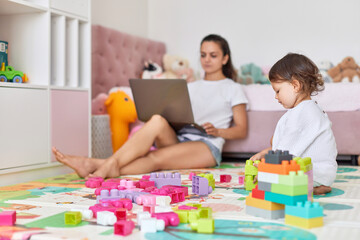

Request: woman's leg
left=53, top=115, right=178, bottom=177
left=89, top=141, right=216, bottom=178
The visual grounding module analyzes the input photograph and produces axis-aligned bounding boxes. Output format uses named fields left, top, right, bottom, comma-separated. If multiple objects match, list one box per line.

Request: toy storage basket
left=91, top=115, right=113, bottom=158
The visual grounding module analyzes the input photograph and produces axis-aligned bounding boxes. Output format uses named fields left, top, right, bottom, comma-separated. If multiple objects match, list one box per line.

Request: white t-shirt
left=272, top=100, right=338, bottom=186
left=180, top=79, right=248, bottom=151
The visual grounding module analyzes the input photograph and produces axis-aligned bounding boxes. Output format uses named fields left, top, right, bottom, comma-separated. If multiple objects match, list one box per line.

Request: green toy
left=238, top=63, right=269, bottom=85
left=0, top=62, right=28, bottom=83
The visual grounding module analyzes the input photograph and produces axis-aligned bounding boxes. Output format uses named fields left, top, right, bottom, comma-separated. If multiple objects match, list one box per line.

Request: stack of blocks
left=244, top=159, right=260, bottom=191
left=245, top=150, right=323, bottom=228
left=285, top=201, right=324, bottom=228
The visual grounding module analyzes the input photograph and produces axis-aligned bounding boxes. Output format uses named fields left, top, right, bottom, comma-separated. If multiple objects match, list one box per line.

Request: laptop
left=129, top=79, right=206, bottom=134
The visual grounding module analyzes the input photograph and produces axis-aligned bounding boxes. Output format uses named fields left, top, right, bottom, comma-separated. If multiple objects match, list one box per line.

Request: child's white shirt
left=272, top=100, right=338, bottom=186
left=181, top=79, right=248, bottom=151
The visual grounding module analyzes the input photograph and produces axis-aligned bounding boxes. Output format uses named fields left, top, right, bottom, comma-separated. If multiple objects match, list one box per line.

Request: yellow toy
left=106, top=90, right=137, bottom=152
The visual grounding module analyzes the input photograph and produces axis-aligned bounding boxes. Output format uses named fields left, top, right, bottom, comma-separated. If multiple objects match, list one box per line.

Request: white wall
left=91, top=0, right=148, bottom=37
left=148, top=0, right=360, bottom=76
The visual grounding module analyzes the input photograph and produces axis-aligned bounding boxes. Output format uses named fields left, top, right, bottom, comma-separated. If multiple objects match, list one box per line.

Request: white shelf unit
left=0, top=0, right=91, bottom=185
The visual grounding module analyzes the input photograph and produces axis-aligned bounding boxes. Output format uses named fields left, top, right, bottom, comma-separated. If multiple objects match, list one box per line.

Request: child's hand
left=202, top=122, right=219, bottom=137
left=250, top=152, right=263, bottom=161
left=253, top=161, right=259, bottom=183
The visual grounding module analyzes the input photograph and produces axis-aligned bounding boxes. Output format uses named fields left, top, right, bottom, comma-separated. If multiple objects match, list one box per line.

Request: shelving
left=0, top=0, right=91, bottom=182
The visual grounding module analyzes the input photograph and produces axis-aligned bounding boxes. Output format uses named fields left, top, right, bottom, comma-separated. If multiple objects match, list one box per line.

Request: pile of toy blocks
left=245, top=150, right=324, bottom=229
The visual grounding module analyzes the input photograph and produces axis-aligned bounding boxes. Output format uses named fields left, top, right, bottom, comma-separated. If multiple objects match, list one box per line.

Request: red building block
left=115, top=208, right=127, bottom=221
left=251, top=185, right=265, bottom=199
left=220, top=174, right=232, bottom=183
left=0, top=211, right=16, bottom=226
left=114, top=220, right=135, bottom=236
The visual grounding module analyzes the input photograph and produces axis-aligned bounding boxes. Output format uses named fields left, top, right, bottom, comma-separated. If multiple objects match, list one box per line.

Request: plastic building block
left=64, top=211, right=82, bottom=225
left=294, top=157, right=313, bottom=172
left=246, top=193, right=284, bottom=211
left=192, top=176, right=212, bottom=195
left=186, top=203, right=202, bottom=208
left=197, top=173, right=215, bottom=190
left=162, top=185, right=189, bottom=197
left=141, top=175, right=150, bottom=180
left=89, top=199, right=133, bottom=217
left=251, top=185, right=265, bottom=199
left=258, top=159, right=300, bottom=175
left=115, top=208, right=127, bottom=221
left=245, top=160, right=260, bottom=176
left=265, top=150, right=293, bottom=164
left=85, top=177, right=104, bottom=188
left=238, top=175, right=245, bottom=184
left=244, top=175, right=257, bottom=191
left=285, top=214, right=323, bottom=229
left=119, top=179, right=136, bottom=189
left=137, top=211, right=151, bottom=225
left=220, top=174, right=232, bottom=183
left=278, top=170, right=308, bottom=186
left=151, top=212, right=180, bottom=226
left=136, top=194, right=157, bottom=205
left=0, top=211, right=16, bottom=226
left=141, top=217, right=165, bottom=233
left=155, top=196, right=172, bottom=206
left=114, top=220, right=135, bottom=236
left=246, top=205, right=285, bottom=219
left=265, top=191, right=307, bottom=206
left=138, top=180, right=155, bottom=189
left=154, top=205, right=173, bottom=213
left=97, top=211, right=117, bottom=225
left=271, top=183, right=308, bottom=196
left=257, top=181, right=272, bottom=192
left=143, top=205, right=156, bottom=214
left=150, top=188, right=185, bottom=204
left=94, top=186, right=121, bottom=195
left=189, top=172, right=196, bottom=180
left=285, top=201, right=323, bottom=219
left=178, top=205, right=198, bottom=210
left=173, top=210, right=190, bottom=223
left=257, top=172, right=279, bottom=184
left=173, top=206, right=210, bottom=224
left=149, top=172, right=181, bottom=188
left=70, top=208, right=93, bottom=220
left=97, top=189, right=148, bottom=203
left=190, top=218, right=215, bottom=234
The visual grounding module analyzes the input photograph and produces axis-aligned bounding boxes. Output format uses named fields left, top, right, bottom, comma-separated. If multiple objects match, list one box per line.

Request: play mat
left=0, top=162, right=359, bottom=240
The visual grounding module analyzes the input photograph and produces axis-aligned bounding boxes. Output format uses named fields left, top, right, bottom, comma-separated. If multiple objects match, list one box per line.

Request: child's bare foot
left=88, top=157, right=121, bottom=179
left=313, top=185, right=332, bottom=195
left=52, top=147, right=101, bottom=178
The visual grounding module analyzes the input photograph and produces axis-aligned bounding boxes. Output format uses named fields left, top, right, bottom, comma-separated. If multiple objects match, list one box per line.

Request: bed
left=91, top=25, right=360, bottom=164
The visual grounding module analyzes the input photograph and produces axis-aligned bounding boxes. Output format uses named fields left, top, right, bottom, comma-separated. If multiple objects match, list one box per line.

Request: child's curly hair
left=269, top=53, right=324, bottom=96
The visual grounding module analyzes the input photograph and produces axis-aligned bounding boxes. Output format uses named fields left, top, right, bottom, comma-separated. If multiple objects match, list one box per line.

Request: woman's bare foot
left=52, top=147, right=102, bottom=178
left=88, top=157, right=121, bottom=179
left=313, top=185, right=332, bottom=195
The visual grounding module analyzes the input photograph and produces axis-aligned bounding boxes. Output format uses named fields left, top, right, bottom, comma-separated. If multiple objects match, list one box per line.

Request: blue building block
left=285, top=201, right=323, bottom=219
left=264, top=191, right=307, bottom=206
left=265, top=150, right=293, bottom=164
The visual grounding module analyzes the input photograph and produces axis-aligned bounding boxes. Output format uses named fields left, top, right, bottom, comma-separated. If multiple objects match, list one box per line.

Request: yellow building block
left=285, top=214, right=323, bottom=229
left=246, top=193, right=284, bottom=211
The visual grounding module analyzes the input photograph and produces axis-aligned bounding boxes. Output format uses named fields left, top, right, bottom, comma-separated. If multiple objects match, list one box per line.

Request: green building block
left=245, top=175, right=257, bottom=191
left=197, top=173, right=215, bottom=190
left=190, top=218, right=215, bottom=234
left=294, top=157, right=312, bottom=172
left=245, top=160, right=260, bottom=176
left=278, top=170, right=308, bottom=186
left=186, top=203, right=202, bottom=208
left=64, top=211, right=82, bottom=225
left=271, top=183, right=308, bottom=196
left=174, top=210, right=190, bottom=223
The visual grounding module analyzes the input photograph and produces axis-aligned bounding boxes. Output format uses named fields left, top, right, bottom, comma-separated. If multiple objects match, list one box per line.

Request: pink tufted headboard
left=91, top=25, right=167, bottom=99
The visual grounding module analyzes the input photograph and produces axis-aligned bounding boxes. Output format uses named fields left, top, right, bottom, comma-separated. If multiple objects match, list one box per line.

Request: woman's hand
left=202, top=122, right=220, bottom=137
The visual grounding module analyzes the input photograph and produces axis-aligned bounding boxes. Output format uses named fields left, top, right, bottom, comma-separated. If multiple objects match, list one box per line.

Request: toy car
left=0, top=63, right=28, bottom=83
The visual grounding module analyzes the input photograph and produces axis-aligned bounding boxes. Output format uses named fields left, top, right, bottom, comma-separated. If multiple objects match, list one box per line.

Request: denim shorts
left=177, top=135, right=222, bottom=166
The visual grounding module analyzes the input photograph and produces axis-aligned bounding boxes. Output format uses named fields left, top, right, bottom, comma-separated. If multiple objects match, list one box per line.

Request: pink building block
left=138, top=180, right=155, bottom=189
left=238, top=175, right=245, bottom=185
left=114, top=220, right=135, bottom=236
left=119, top=179, right=136, bottom=189
left=151, top=212, right=179, bottom=226
left=189, top=172, right=196, bottom=180
left=85, top=177, right=104, bottom=188
left=149, top=172, right=181, bottom=188
left=115, top=208, right=127, bottom=221
left=162, top=185, right=189, bottom=197
left=142, top=175, right=150, bottom=180
left=135, top=194, right=157, bottom=206
left=220, top=174, right=232, bottom=183
left=0, top=211, right=16, bottom=226
left=150, top=188, right=185, bottom=204
left=143, top=205, right=156, bottom=214
left=90, top=199, right=133, bottom=217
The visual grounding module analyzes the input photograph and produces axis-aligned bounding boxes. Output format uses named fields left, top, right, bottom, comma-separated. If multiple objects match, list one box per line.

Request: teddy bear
left=238, top=63, right=269, bottom=85
left=318, top=60, right=334, bottom=83
left=327, top=56, right=360, bottom=83
left=141, top=60, right=163, bottom=79
left=161, top=54, right=195, bottom=82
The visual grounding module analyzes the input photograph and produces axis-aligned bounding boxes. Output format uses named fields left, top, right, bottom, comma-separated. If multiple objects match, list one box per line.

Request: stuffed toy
left=162, top=54, right=195, bottom=82
left=106, top=90, right=137, bottom=152
left=328, top=56, right=360, bottom=83
left=238, top=63, right=269, bottom=85
left=92, top=93, right=109, bottom=115
left=318, top=60, right=334, bottom=83
left=141, top=60, right=163, bottom=79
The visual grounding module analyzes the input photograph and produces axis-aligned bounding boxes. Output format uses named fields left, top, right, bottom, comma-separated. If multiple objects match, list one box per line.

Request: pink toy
left=189, top=172, right=196, bottom=180
left=85, top=177, right=104, bottom=188
left=238, top=175, right=245, bottom=185
left=0, top=211, right=16, bottom=226
left=106, top=90, right=137, bottom=152
left=136, top=194, right=157, bottom=206
left=90, top=199, right=133, bottom=217
left=149, top=172, right=181, bottom=188
left=150, top=188, right=185, bottom=204
left=119, top=179, right=136, bottom=189
left=115, top=208, right=127, bottom=221
left=91, top=93, right=108, bottom=115
left=114, top=220, right=135, bottom=236
left=143, top=205, right=156, bottom=214
left=151, top=212, right=179, bottom=226
left=139, top=180, right=155, bottom=189
left=162, top=185, right=189, bottom=197
left=220, top=174, right=232, bottom=183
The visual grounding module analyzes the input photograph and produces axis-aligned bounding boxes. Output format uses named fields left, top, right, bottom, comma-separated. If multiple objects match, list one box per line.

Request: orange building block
left=245, top=193, right=284, bottom=211
left=258, top=159, right=300, bottom=175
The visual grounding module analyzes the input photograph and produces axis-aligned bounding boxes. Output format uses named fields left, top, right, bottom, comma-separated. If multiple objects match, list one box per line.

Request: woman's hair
left=269, top=53, right=324, bottom=95
left=201, top=34, right=237, bottom=81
